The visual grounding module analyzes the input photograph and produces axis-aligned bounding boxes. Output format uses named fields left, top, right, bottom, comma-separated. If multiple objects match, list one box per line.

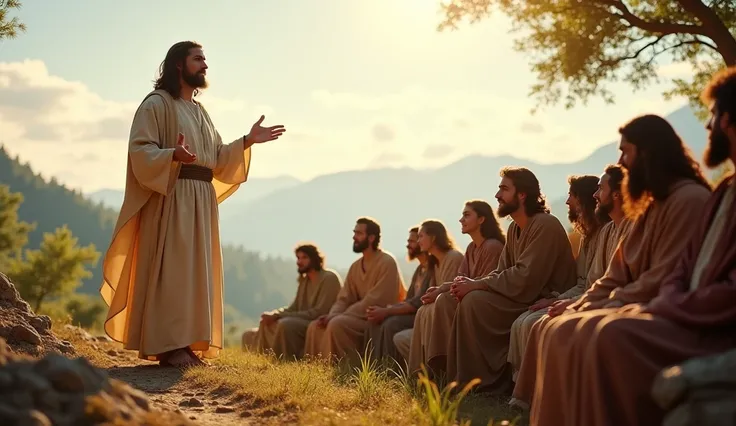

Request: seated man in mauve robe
left=405, top=200, right=506, bottom=376
left=303, top=217, right=406, bottom=363
left=507, top=174, right=609, bottom=380
left=362, top=226, right=433, bottom=365
left=447, top=167, right=578, bottom=393
left=241, top=244, right=342, bottom=360
left=529, top=106, right=722, bottom=425
left=511, top=164, right=632, bottom=408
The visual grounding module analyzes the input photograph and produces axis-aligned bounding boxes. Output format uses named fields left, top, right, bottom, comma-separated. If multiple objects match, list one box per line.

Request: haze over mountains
left=87, top=105, right=708, bottom=273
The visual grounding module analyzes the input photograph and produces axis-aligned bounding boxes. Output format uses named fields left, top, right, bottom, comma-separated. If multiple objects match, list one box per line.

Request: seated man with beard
left=529, top=110, right=717, bottom=426
left=362, top=226, right=433, bottom=365
left=303, top=217, right=405, bottom=363
left=507, top=174, right=609, bottom=381
left=446, top=167, right=577, bottom=393
left=241, top=244, right=342, bottom=360
left=510, top=164, right=632, bottom=408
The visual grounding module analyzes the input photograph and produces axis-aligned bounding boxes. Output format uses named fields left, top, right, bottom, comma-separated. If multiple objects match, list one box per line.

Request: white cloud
left=0, top=60, right=277, bottom=193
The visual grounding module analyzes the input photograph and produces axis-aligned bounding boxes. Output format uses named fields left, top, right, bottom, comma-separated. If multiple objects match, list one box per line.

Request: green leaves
left=0, top=0, right=26, bottom=42
left=438, top=0, right=736, bottom=117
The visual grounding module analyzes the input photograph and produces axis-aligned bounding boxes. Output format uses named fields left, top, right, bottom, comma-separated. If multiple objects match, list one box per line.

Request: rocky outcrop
left=652, top=349, right=736, bottom=426
left=0, top=337, right=194, bottom=425
left=0, top=272, right=74, bottom=356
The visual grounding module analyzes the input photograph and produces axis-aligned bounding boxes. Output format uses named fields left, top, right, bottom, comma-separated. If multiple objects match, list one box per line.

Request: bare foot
left=162, top=348, right=203, bottom=369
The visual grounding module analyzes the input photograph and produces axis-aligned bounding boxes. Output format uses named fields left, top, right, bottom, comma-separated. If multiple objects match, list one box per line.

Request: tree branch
left=599, top=0, right=709, bottom=36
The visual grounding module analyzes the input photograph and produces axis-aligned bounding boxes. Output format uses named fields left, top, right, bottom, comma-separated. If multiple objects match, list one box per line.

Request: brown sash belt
left=178, top=164, right=213, bottom=182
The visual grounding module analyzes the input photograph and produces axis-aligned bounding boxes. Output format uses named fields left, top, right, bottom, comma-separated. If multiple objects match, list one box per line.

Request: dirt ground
left=58, top=326, right=271, bottom=426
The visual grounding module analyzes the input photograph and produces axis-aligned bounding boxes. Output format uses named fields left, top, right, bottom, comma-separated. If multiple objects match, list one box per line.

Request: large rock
left=0, top=272, right=74, bottom=356
left=0, top=337, right=193, bottom=426
left=652, top=348, right=736, bottom=426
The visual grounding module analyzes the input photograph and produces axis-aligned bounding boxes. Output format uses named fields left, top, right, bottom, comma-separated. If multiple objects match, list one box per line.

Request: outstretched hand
left=174, top=133, right=197, bottom=163
left=247, top=115, right=285, bottom=144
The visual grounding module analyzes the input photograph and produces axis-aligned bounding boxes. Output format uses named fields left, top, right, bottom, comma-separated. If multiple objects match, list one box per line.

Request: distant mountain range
left=86, top=105, right=710, bottom=273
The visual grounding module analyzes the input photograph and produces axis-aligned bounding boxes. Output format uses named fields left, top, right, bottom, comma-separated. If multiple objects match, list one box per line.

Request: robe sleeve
left=212, top=130, right=251, bottom=185
left=279, top=273, right=342, bottom=320
left=329, top=271, right=357, bottom=315
left=405, top=269, right=433, bottom=310
left=344, top=258, right=402, bottom=317
left=608, top=186, right=710, bottom=304
left=128, top=97, right=179, bottom=195
left=476, top=218, right=566, bottom=304
left=557, top=240, right=588, bottom=300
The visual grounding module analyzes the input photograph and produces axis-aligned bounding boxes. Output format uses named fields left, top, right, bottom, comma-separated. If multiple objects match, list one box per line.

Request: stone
left=28, top=316, right=51, bottom=334
left=215, top=406, right=236, bottom=413
left=10, top=324, right=42, bottom=346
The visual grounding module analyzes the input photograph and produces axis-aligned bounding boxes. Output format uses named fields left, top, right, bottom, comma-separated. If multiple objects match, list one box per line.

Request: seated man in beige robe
left=510, top=164, right=632, bottom=408
left=363, top=226, right=433, bottom=366
left=241, top=244, right=342, bottom=360
left=303, top=217, right=405, bottom=363
left=405, top=201, right=505, bottom=375
left=507, top=174, right=609, bottom=380
left=530, top=76, right=735, bottom=425
left=448, top=167, right=577, bottom=393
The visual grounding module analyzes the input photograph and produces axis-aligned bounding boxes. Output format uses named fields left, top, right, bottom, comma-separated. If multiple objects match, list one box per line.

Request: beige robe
left=507, top=224, right=603, bottom=378
left=303, top=250, right=405, bottom=362
left=447, top=213, right=577, bottom=392
left=100, top=90, right=251, bottom=360
left=511, top=217, right=630, bottom=403
left=408, top=239, right=503, bottom=374
left=242, top=269, right=342, bottom=360
left=531, top=179, right=726, bottom=426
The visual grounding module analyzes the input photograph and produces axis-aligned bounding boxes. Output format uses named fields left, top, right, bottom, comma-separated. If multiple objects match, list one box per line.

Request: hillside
left=0, top=146, right=305, bottom=329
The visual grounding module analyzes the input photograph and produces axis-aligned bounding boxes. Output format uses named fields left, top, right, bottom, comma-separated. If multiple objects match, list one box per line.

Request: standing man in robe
left=529, top=70, right=736, bottom=426
left=303, top=217, right=406, bottom=363
left=510, top=164, right=632, bottom=408
left=99, top=41, right=286, bottom=368
left=363, top=226, right=432, bottom=365
left=447, top=167, right=577, bottom=393
left=241, top=244, right=342, bottom=360
left=507, top=174, right=607, bottom=380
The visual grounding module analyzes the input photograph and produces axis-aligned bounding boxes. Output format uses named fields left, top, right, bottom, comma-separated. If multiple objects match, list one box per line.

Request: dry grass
left=183, top=347, right=527, bottom=425
left=51, top=322, right=527, bottom=425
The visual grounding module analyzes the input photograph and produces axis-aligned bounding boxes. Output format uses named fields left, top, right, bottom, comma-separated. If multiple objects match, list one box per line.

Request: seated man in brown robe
left=303, top=217, right=406, bottom=363
left=511, top=164, right=632, bottom=408
left=447, top=167, right=578, bottom=393
left=507, top=174, right=608, bottom=380
left=241, top=244, right=342, bottom=360
left=529, top=108, right=721, bottom=425
left=362, top=226, right=433, bottom=365
left=405, top=201, right=506, bottom=375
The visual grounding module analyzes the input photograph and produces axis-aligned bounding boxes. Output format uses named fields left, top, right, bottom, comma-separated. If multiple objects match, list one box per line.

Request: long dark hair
left=153, top=41, right=202, bottom=99
left=500, top=167, right=550, bottom=215
left=420, top=219, right=457, bottom=267
left=618, top=115, right=710, bottom=218
left=294, top=244, right=325, bottom=272
left=464, top=199, right=506, bottom=244
left=568, top=175, right=609, bottom=237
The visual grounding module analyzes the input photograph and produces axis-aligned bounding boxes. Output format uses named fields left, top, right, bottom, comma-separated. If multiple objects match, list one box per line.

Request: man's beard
left=704, top=124, right=731, bottom=168
left=353, top=239, right=369, bottom=253
left=595, top=197, right=613, bottom=221
left=567, top=206, right=578, bottom=223
left=621, top=157, right=654, bottom=218
left=407, top=245, right=421, bottom=260
left=297, top=265, right=311, bottom=274
left=182, top=68, right=208, bottom=89
left=497, top=196, right=520, bottom=218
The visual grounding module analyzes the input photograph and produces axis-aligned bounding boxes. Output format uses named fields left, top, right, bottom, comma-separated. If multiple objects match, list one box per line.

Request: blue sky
left=0, top=0, right=692, bottom=192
